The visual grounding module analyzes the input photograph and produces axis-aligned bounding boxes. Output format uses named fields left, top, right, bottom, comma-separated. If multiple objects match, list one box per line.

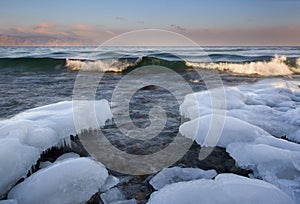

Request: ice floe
left=0, top=100, right=112, bottom=198
left=179, top=79, right=300, bottom=202
left=8, top=158, right=108, bottom=204
left=227, top=143, right=300, bottom=203
left=149, top=167, right=217, bottom=190
left=0, top=139, right=40, bottom=198
left=180, top=79, right=300, bottom=142
left=147, top=174, right=294, bottom=204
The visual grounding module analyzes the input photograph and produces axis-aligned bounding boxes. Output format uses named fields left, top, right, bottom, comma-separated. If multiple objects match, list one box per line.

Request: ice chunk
left=227, top=143, right=300, bottom=203
left=0, top=100, right=112, bottom=197
left=55, top=152, right=80, bottom=162
left=8, top=158, right=108, bottom=204
left=179, top=114, right=271, bottom=147
left=39, top=161, right=52, bottom=169
left=100, top=175, right=120, bottom=193
left=5, top=100, right=112, bottom=144
left=111, top=199, right=137, bottom=204
left=179, top=79, right=300, bottom=202
left=100, top=187, right=125, bottom=204
left=180, top=79, right=300, bottom=142
left=147, top=174, right=294, bottom=204
left=149, top=167, right=217, bottom=190
left=0, top=120, right=58, bottom=150
left=0, top=139, right=40, bottom=199
left=0, top=199, right=18, bottom=204
left=180, top=87, right=244, bottom=119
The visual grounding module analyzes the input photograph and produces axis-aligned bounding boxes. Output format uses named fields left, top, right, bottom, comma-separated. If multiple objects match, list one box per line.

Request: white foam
left=65, top=58, right=141, bottom=72
left=186, top=55, right=297, bottom=76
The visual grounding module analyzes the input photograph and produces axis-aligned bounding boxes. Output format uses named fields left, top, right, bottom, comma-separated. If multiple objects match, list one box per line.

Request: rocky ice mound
left=148, top=174, right=294, bottom=204
left=0, top=100, right=112, bottom=198
left=179, top=79, right=300, bottom=202
left=8, top=158, right=108, bottom=204
left=149, top=167, right=217, bottom=190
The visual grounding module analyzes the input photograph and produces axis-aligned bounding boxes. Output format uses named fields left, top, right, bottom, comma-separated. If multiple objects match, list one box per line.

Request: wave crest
left=65, top=55, right=300, bottom=76
left=65, top=58, right=142, bottom=72
left=186, top=55, right=300, bottom=76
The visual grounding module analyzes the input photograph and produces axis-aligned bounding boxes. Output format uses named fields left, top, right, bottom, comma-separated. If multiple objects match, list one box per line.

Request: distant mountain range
left=0, top=34, right=94, bottom=46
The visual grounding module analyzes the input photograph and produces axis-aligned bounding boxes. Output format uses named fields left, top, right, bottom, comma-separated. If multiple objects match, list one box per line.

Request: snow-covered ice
left=179, top=114, right=272, bottom=147
left=179, top=79, right=300, bottom=202
left=8, top=158, right=108, bottom=204
left=180, top=79, right=300, bottom=142
left=149, top=167, right=217, bottom=190
left=147, top=174, right=294, bottom=204
left=0, top=100, right=112, bottom=198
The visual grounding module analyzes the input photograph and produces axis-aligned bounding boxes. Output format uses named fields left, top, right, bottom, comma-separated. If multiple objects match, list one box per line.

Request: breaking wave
left=66, top=55, right=300, bottom=76
left=185, top=55, right=300, bottom=76
left=65, top=57, right=141, bottom=72
left=0, top=55, right=299, bottom=76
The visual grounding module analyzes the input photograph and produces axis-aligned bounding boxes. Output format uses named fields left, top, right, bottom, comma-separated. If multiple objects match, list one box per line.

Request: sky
left=0, top=0, right=300, bottom=45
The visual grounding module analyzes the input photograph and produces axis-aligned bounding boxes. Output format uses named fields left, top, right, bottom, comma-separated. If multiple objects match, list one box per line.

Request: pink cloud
left=1, top=23, right=300, bottom=46
left=71, top=24, right=91, bottom=31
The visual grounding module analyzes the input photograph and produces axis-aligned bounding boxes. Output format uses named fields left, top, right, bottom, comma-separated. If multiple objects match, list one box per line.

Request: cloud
left=71, top=24, right=91, bottom=31
left=4, top=22, right=68, bottom=37
left=2, top=23, right=300, bottom=46
left=115, top=16, right=127, bottom=21
left=170, top=24, right=186, bottom=31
